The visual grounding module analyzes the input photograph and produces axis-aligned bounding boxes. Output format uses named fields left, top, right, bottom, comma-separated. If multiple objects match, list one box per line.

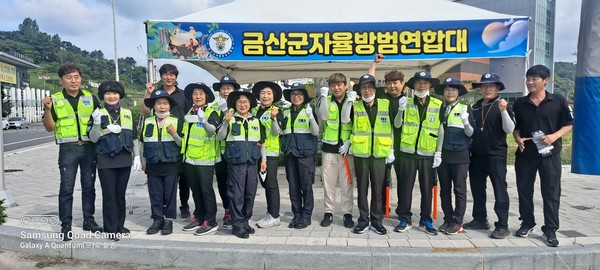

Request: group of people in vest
left=45, top=60, right=571, bottom=247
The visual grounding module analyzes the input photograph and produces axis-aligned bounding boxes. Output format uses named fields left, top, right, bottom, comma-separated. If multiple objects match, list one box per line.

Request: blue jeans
left=58, top=143, right=97, bottom=226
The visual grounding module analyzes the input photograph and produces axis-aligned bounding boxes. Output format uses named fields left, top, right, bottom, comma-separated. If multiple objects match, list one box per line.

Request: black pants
left=438, top=162, right=469, bottom=224
left=184, top=163, right=217, bottom=223
left=258, top=157, right=280, bottom=218
left=98, top=167, right=130, bottom=233
left=179, top=169, right=190, bottom=212
left=147, top=174, right=178, bottom=220
left=285, top=155, right=315, bottom=220
left=354, top=156, right=386, bottom=226
left=469, top=155, right=509, bottom=229
left=227, top=162, right=258, bottom=230
left=396, top=155, right=434, bottom=223
left=515, top=153, right=562, bottom=232
left=215, top=157, right=230, bottom=210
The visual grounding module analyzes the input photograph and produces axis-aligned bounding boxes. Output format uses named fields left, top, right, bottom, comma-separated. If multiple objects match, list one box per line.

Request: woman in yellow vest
left=180, top=82, right=221, bottom=236
left=88, top=80, right=140, bottom=241
left=141, top=90, right=182, bottom=236
left=251, top=81, right=284, bottom=229
left=347, top=74, right=396, bottom=235
left=281, top=83, right=319, bottom=229
left=217, top=91, right=267, bottom=239
left=434, top=77, right=473, bottom=235
left=394, top=71, right=443, bottom=236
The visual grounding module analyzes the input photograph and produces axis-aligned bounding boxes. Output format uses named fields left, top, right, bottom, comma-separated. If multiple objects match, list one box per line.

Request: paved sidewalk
left=1, top=143, right=600, bottom=269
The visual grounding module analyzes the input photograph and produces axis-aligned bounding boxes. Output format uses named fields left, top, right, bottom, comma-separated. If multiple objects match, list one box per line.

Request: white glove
left=398, top=96, right=408, bottom=111
left=347, top=91, right=357, bottom=103
left=305, top=104, right=314, bottom=119
left=92, top=108, right=102, bottom=125
left=218, top=99, right=228, bottom=112
left=319, top=87, right=329, bottom=97
left=197, top=109, right=206, bottom=123
left=432, top=151, right=442, bottom=168
left=460, top=112, right=469, bottom=126
left=133, top=156, right=141, bottom=172
left=282, top=100, right=292, bottom=109
left=385, top=149, right=395, bottom=164
left=339, top=140, right=350, bottom=155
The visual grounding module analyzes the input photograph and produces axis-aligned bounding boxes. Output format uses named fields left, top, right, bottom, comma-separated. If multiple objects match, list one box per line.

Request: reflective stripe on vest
left=51, top=90, right=94, bottom=144
left=252, top=106, right=280, bottom=157
left=96, top=108, right=134, bottom=157
left=443, top=103, right=471, bottom=152
left=142, top=116, right=181, bottom=163
left=282, top=109, right=311, bottom=134
left=181, top=107, right=220, bottom=166
left=400, top=97, right=442, bottom=156
left=322, top=96, right=352, bottom=145
left=224, top=117, right=262, bottom=164
left=350, top=99, right=393, bottom=158
left=282, top=107, right=317, bottom=157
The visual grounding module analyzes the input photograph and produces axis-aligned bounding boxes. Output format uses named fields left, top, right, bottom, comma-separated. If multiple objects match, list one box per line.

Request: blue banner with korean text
left=146, top=18, right=528, bottom=61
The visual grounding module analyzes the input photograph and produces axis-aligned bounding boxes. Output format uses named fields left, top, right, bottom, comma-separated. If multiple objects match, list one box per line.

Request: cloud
left=554, top=0, right=581, bottom=62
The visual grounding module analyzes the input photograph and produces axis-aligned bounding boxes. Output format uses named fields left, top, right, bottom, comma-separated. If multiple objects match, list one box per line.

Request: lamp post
left=108, top=0, right=119, bottom=81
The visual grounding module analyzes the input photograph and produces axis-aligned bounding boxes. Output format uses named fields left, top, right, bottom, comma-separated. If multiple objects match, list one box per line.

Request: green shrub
left=0, top=199, right=7, bottom=225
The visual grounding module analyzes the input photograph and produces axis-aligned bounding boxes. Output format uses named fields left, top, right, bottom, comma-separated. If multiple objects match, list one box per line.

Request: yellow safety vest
left=96, top=107, right=134, bottom=157
left=400, top=97, right=442, bottom=156
left=252, top=106, right=280, bottom=157
left=181, top=107, right=220, bottom=166
left=322, top=96, right=352, bottom=145
left=142, top=116, right=181, bottom=163
left=224, top=116, right=262, bottom=164
left=51, top=90, right=94, bottom=143
left=350, top=99, right=393, bottom=158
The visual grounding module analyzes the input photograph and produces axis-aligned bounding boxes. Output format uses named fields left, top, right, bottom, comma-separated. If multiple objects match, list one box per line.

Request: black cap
left=227, top=91, right=257, bottom=110
left=213, top=75, right=241, bottom=92
left=352, top=74, right=376, bottom=92
left=184, top=82, right=215, bottom=103
left=283, top=83, right=312, bottom=104
left=406, top=71, right=440, bottom=89
left=435, top=77, right=468, bottom=96
left=471, top=73, right=505, bottom=91
left=252, top=81, right=282, bottom=102
left=144, top=89, right=178, bottom=108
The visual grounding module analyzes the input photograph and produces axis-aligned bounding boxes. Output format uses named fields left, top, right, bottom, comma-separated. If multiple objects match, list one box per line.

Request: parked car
left=8, top=117, right=29, bottom=129
left=2, top=118, right=8, bottom=130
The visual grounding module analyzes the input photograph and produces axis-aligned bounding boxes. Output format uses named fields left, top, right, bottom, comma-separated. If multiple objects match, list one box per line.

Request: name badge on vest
left=262, top=115, right=269, bottom=122
left=252, top=126, right=259, bottom=132
left=298, top=119, right=306, bottom=124
left=380, top=117, right=387, bottom=123
left=82, top=100, right=91, bottom=106
left=196, top=122, right=204, bottom=128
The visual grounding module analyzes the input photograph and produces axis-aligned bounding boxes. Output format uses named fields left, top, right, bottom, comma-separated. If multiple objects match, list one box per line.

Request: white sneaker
left=256, top=213, right=280, bottom=228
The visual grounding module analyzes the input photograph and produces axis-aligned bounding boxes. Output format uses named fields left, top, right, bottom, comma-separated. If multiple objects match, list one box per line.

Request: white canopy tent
left=146, top=0, right=528, bottom=83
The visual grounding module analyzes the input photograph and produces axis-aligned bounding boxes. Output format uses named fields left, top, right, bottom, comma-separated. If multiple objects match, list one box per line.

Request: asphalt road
left=2, top=123, right=55, bottom=152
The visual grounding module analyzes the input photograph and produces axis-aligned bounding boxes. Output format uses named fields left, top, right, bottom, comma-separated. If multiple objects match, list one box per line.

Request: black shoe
left=295, top=218, right=311, bottom=229
left=108, top=234, right=120, bottom=241
left=439, top=220, right=452, bottom=233
left=245, top=225, right=255, bottom=234
left=119, top=227, right=130, bottom=234
left=83, top=219, right=103, bottom=233
left=146, top=219, right=164, bottom=235
left=463, top=219, right=491, bottom=230
left=353, top=223, right=369, bottom=234
left=161, top=219, right=173, bottom=235
left=542, top=230, right=559, bottom=247
left=445, top=223, right=463, bottom=235
left=393, top=220, right=412, bottom=233
left=320, top=213, right=333, bottom=227
left=180, top=207, right=191, bottom=219
left=61, top=225, right=72, bottom=242
left=490, top=227, right=510, bottom=239
left=419, top=220, right=438, bottom=236
left=515, top=225, right=535, bottom=237
left=343, top=214, right=355, bottom=228
left=232, top=228, right=249, bottom=239
left=288, top=216, right=299, bottom=228
left=370, top=223, right=387, bottom=235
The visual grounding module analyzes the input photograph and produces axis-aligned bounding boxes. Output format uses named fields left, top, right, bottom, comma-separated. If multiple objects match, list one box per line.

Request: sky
left=0, top=0, right=583, bottom=87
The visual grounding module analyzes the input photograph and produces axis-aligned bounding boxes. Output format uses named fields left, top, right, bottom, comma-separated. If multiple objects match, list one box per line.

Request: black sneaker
left=295, top=218, right=311, bottom=229
left=542, top=230, right=559, bottom=247
left=515, top=225, right=535, bottom=238
left=463, top=219, right=491, bottom=230
left=245, top=224, right=255, bottom=234
left=180, top=207, right=191, bottom=219
left=490, top=227, right=510, bottom=239
left=194, top=221, right=219, bottom=236
left=343, top=214, right=355, bottom=228
left=119, top=227, right=130, bottom=234
left=445, top=223, right=463, bottom=235
left=320, top=213, right=333, bottom=227
left=439, top=220, right=452, bottom=233
left=182, top=216, right=201, bottom=231
left=161, top=219, right=173, bottom=235
left=83, top=219, right=103, bottom=233
left=353, top=223, right=369, bottom=234
left=61, top=225, right=72, bottom=242
left=232, top=228, right=249, bottom=239
left=288, top=216, right=299, bottom=228
left=370, top=223, right=387, bottom=235
left=419, top=220, right=438, bottom=236
left=146, top=219, right=164, bottom=235
left=393, top=220, right=412, bottom=233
